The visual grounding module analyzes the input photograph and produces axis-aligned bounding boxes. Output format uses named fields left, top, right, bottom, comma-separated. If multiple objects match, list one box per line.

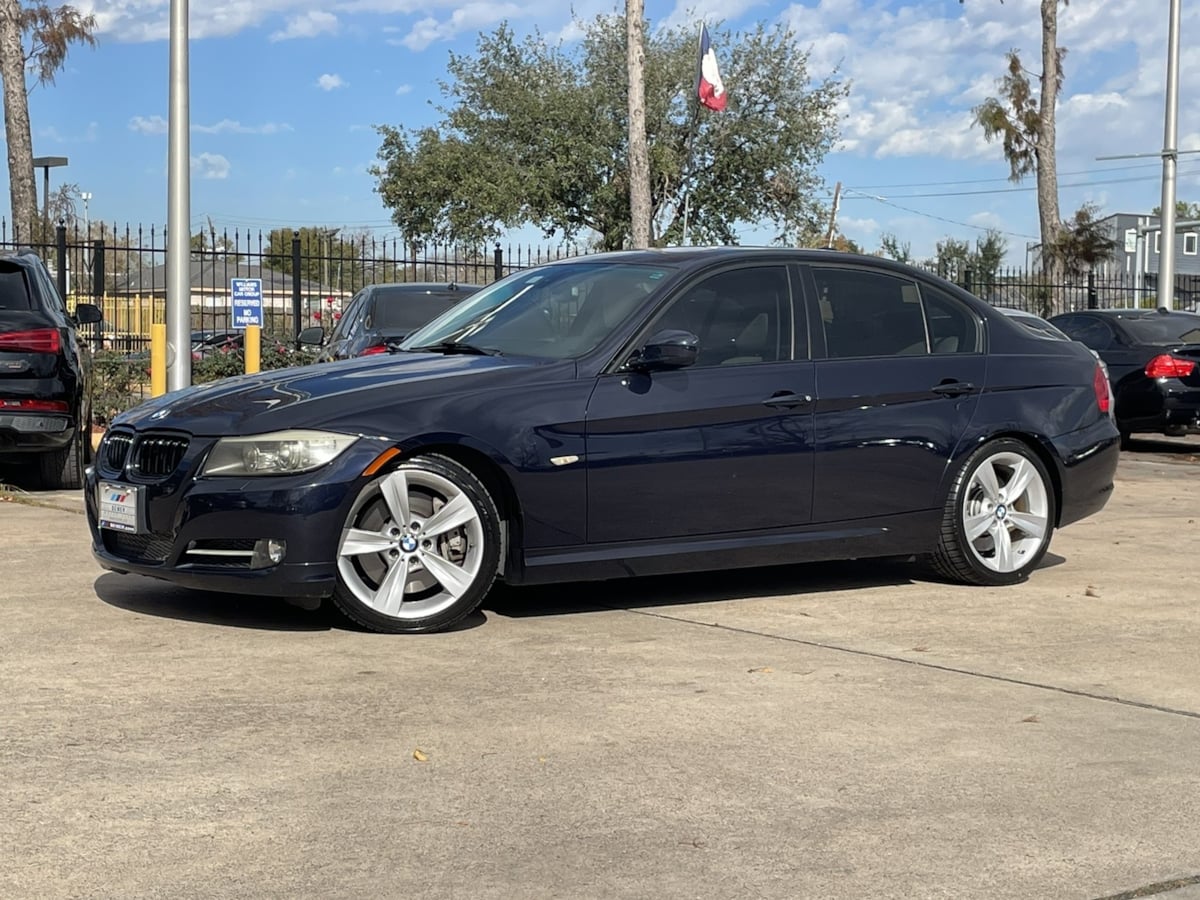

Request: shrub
left=91, top=351, right=147, bottom=426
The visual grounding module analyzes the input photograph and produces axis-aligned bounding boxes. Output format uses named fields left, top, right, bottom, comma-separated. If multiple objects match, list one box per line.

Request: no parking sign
left=231, top=278, right=263, bottom=328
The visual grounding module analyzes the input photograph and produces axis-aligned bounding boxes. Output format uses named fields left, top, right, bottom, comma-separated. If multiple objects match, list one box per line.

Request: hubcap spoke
left=341, top=528, right=394, bottom=557
left=974, top=462, right=1001, bottom=502
left=380, top=470, right=412, bottom=529
left=1004, top=458, right=1036, bottom=504
left=422, top=492, right=478, bottom=538
left=420, top=550, right=474, bottom=599
left=991, top=522, right=1015, bottom=570
left=376, top=556, right=411, bottom=616
left=1007, top=511, right=1047, bottom=540
left=965, top=510, right=993, bottom=541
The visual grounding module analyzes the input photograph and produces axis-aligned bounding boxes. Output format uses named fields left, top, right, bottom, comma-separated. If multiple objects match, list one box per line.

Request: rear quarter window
left=0, top=263, right=33, bottom=311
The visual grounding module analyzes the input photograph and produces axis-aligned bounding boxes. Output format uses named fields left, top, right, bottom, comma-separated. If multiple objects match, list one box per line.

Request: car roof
left=1065, top=308, right=1199, bottom=319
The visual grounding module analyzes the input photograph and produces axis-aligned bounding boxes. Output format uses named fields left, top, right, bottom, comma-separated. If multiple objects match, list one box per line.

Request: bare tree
left=972, top=0, right=1067, bottom=282
left=0, top=1, right=96, bottom=240
left=626, top=0, right=651, bottom=248
left=0, top=0, right=37, bottom=239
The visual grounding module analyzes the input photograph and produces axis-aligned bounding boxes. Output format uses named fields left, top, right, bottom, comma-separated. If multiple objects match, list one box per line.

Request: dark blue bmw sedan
left=86, top=249, right=1119, bottom=633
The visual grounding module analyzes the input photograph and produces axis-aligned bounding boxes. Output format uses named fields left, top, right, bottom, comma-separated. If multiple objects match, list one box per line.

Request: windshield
left=400, top=262, right=673, bottom=359
left=1120, top=313, right=1200, bottom=345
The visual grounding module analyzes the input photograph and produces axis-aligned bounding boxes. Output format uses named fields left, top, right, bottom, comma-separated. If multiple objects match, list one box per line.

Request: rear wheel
left=331, top=454, right=502, bottom=634
left=929, top=438, right=1056, bottom=586
left=38, top=413, right=86, bottom=491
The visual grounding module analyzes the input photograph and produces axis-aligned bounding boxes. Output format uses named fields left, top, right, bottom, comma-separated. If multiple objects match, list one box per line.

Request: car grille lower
left=181, top=538, right=257, bottom=568
left=99, top=430, right=189, bottom=480
left=103, top=531, right=174, bottom=564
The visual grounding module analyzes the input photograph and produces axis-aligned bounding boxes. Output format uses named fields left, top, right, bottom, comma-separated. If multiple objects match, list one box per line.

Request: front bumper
left=85, top=434, right=392, bottom=599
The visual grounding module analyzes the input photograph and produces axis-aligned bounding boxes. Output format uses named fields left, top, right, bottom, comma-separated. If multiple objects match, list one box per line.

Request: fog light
left=250, top=538, right=287, bottom=569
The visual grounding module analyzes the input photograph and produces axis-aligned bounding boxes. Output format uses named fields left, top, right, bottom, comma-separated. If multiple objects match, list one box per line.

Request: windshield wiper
left=409, top=340, right=501, bottom=356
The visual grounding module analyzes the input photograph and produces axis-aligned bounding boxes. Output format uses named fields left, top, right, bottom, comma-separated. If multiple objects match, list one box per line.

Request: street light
left=31, top=156, right=69, bottom=230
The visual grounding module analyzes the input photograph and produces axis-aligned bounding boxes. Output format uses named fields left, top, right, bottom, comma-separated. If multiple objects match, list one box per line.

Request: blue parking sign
left=231, top=278, right=263, bottom=328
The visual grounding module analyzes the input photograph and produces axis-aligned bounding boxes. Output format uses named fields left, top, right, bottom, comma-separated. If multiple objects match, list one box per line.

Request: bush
left=192, top=344, right=321, bottom=384
left=91, top=351, right=147, bottom=426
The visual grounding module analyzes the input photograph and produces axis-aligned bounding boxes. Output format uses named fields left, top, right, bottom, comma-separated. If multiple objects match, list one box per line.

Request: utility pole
left=1158, top=0, right=1182, bottom=310
left=626, top=0, right=651, bottom=249
left=824, top=181, right=842, bottom=249
left=166, top=0, right=191, bottom=390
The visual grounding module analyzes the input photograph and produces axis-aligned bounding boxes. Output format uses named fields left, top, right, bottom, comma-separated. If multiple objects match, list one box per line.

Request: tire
left=331, top=454, right=502, bottom=634
left=1118, top=428, right=1133, bottom=450
left=929, top=438, right=1056, bottom=586
left=38, top=415, right=86, bottom=491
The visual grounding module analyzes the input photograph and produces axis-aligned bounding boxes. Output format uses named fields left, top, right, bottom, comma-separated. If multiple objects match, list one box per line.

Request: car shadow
left=1123, top=435, right=1200, bottom=460
left=91, top=573, right=488, bottom=633
left=485, top=557, right=922, bottom=620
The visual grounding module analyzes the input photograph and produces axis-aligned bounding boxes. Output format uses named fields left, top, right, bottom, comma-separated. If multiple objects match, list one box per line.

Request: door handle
left=931, top=381, right=975, bottom=397
left=762, top=391, right=813, bottom=409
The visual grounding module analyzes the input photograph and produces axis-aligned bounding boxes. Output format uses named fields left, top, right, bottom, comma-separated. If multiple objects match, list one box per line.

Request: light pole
left=31, top=156, right=68, bottom=231
left=79, top=191, right=92, bottom=274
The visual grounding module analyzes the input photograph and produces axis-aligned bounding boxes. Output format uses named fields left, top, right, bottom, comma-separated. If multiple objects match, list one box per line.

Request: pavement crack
left=618, top=606, right=1200, bottom=722
left=1092, top=874, right=1200, bottom=899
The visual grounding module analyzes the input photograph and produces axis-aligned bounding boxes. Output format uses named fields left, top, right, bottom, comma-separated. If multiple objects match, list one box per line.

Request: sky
left=4, top=0, right=1199, bottom=265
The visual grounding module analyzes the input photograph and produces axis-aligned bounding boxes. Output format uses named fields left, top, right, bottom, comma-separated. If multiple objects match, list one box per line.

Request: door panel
left=585, top=363, right=816, bottom=542
left=804, top=264, right=985, bottom=523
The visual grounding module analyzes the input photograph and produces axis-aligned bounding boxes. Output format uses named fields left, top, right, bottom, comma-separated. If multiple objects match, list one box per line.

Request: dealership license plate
left=98, top=482, right=142, bottom=533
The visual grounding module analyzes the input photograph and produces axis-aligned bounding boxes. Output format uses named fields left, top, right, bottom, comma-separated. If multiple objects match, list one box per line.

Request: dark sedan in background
left=1049, top=308, right=1200, bottom=443
left=87, top=249, right=1118, bottom=634
left=302, top=282, right=480, bottom=361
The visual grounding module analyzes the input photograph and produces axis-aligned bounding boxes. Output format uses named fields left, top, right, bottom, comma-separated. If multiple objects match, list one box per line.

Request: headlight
left=201, top=429, right=359, bottom=476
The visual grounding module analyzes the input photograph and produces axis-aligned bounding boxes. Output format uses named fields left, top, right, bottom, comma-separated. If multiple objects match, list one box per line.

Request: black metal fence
left=6, top=218, right=1199, bottom=355
left=1, top=219, right=591, bottom=353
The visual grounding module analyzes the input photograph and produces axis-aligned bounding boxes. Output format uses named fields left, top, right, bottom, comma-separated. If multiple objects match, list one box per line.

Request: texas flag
left=696, top=23, right=727, bottom=112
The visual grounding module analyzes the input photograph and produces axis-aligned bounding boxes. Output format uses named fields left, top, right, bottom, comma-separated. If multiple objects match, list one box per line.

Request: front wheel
left=331, top=454, right=502, bottom=634
left=929, top=438, right=1056, bottom=586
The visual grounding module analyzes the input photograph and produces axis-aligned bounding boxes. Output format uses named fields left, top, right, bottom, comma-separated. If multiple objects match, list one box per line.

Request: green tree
left=973, top=228, right=1008, bottom=280
left=878, top=233, right=912, bottom=264
left=263, top=226, right=364, bottom=288
left=1049, top=203, right=1116, bottom=280
left=0, top=1, right=96, bottom=238
left=1152, top=201, right=1200, bottom=221
left=372, top=15, right=846, bottom=250
left=971, top=0, right=1067, bottom=282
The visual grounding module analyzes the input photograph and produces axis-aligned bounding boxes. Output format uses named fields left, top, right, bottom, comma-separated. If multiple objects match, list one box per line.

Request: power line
left=843, top=189, right=1039, bottom=240
left=846, top=159, right=1195, bottom=191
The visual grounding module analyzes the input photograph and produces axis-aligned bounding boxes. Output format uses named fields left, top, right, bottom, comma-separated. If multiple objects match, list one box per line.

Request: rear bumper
left=0, top=413, right=73, bottom=454
left=1050, top=418, right=1120, bottom=528
left=1117, top=379, right=1200, bottom=435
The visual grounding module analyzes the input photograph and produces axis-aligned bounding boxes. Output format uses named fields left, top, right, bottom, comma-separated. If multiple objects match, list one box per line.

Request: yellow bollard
left=244, top=325, right=261, bottom=375
left=150, top=323, right=167, bottom=397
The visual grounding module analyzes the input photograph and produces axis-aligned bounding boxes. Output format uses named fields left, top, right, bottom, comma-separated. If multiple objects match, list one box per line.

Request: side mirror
left=628, top=329, right=699, bottom=372
left=73, top=302, right=103, bottom=325
left=297, top=326, right=325, bottom=347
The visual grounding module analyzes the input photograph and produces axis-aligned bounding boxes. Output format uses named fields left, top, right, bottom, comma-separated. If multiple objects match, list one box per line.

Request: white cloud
left=270, top=10, right=338, bottom=41
left=395, top=84, right=413, bottom=95
left=192, top=119, right=294, bottom=135
left=129, top=115, right=168, bottom=135
left=317, top=73, right=347, bottom=91
left=191, top=153, right=231, bottom=180
left=394, top=2, right=522, bottom=51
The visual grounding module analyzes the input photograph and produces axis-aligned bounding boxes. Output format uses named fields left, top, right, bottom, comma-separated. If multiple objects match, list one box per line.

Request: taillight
left=0, top=328, right=60, bottom=353
left=359, top=345, right=389, bottom=356
left=1144, top=354, right=1196, bottom=379
left=1092, top=364, right=1111, bottom=414
left=0, top=398, right=69, bottom=412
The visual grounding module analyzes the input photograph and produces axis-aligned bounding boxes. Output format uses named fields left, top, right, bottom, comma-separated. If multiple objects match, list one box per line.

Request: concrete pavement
left=2, top=443, right=1199, bottom=899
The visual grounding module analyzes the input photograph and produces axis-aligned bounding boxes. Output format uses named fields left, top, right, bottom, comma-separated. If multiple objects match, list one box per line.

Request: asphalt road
left=2, top=440, right=1199, bottom=899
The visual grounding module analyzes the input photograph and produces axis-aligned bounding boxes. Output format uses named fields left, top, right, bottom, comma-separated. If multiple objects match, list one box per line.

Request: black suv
left=300, top=282, right=480, bottom=361
left=0, top=249, right=103, bottom=489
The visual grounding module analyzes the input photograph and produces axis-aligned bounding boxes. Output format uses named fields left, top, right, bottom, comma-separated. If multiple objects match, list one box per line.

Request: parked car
left=301, top=282, right=480, bottom=361
left=190, top=330, right=241, bottom=358
left=1, top=248, right=103, bottom=489
left=87, top=249, right=1118, bottom=634
left=1048, top=308, right=1200, bottom=444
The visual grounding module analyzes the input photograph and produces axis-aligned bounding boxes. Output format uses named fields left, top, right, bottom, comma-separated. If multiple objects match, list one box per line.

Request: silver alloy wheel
left=961, top=450, right=1050, bottom=573
left=337, top=468, right=485, bottom=621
